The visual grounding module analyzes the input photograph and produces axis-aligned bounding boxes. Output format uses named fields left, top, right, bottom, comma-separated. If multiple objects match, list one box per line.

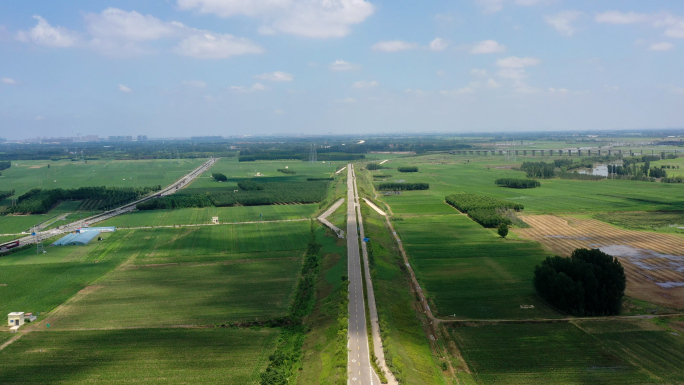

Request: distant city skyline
left=1, top=0, right=683, bottom=139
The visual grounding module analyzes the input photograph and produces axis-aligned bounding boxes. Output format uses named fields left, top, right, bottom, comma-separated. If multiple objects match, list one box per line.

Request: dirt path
left=119, top=218, right=310, bottom=230
left=317, top=198, right=345, bottom=238
left=362, top=198, right=386, bottom=216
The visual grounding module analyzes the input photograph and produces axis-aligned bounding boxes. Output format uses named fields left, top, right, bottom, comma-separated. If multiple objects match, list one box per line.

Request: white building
left=8, top=312, right=24, bottom=327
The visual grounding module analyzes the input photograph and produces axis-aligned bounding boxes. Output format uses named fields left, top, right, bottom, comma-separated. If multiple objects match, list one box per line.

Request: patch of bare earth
left=514, top=215, right=684, bottom=309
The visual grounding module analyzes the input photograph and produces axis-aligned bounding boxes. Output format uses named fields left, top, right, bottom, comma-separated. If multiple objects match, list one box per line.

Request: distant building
left=137, top=135, right=148, bottom=141
left=212, top=216, right=219, bottom=224
left=8, top=312, right=24, bottom=327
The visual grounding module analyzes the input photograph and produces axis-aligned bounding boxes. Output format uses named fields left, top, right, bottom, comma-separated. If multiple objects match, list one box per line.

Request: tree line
left=0, top=161, right=10, bottom=171
left=534, top=248, right=626, bottom=316
left=495, top=178, right=540, bottom=189
left=377, top=182, right=429, bottom=191
left=397, top=166, right=418, bottom=172
left=0, top=190, right=15, bottom=200
left=5, top=186, right=161, bottom=214
left=445, top=193, right=523, bottom=228
left=277, top=168, right=296, bottom=174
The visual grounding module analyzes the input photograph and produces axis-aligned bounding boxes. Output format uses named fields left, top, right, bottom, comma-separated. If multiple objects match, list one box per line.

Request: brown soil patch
left=28, top=166, right=43, bottom=169
left=514, top=215, right=684, bottom=309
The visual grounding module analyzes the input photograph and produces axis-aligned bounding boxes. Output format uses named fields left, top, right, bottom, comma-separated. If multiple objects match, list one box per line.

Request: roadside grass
left=0, top=328, right=277, bottom=384
left=99, top=204, right=318, bottom=227
left=48, top=258, right=302, bottom=329
left=448, top=322, right=659, bottom=384
left=394, top=214, right=558, bottom=319
left=298, top=227, right=348, bottom=385
left=361, top=205, right=449, bottom=384
left=0, top=158, right=206, bottom=197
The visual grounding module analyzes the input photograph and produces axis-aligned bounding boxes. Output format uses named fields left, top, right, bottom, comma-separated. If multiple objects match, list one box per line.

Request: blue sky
left=1, top=0, right=683, bottom=139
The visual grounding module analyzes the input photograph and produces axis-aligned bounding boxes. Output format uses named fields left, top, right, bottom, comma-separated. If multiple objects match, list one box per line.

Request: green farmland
left=99, top=203, right=318, bottom=227
left=0, top=158, right=206, bottom=197
left=0, top=328, right=277, bottom=384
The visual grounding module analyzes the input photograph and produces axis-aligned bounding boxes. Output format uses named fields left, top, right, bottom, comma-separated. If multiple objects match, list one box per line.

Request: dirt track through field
left=515, top=215, right=684, bottom=309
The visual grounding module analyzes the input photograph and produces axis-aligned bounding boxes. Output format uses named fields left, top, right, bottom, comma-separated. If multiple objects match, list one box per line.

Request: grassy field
left=187, top=157, right=340, bottom=190
left=393, top=214, right=557, bottom=319
left=49, top=258, right=302, bottom=329
left=449, top=320, right=684, bottom=384
left=0, top=328, right=277, bottom=384
left=361, top=205, right=450, bottom=384
left=375, top=155, right=684, bottom=215
left=596, top=211, right=684, bottom=234
left=99, top=204, right=318, bottom=227
left=0, top=158, right=206, bottom=197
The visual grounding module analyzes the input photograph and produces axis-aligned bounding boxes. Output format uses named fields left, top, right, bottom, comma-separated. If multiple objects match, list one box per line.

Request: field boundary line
left=362, top=198, right=386, bottom=216
left=117, top=218, right=310, bottom=230
left=317, top=198, right=345, bottom=238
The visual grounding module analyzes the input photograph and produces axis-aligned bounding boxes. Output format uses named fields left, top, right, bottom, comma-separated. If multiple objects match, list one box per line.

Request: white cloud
left=436, top=70, right=445, bottom=76
left=476, top=0, right=548, bottom=14
left=329, top=60, right=360, bottom=71
left=497, top=56, right=541, bottom=68
left=174, top=33, right=263, bottom=59
left=470, top=40, right=506, bottom=54
left=471, top=69, right=489, bottom=77
left=596, top=11, right=684, bottom=39
left=177, top=0, right=375, bottom=38
left=497, top=69, right=528, bottom=81
left=35, top=115, right=46, bottom=121
left=545, top=11, right=583, bottom=37
left=274, top=109, right=286, bottom=114
left=649, top=42, right=674, bottom=51
left=372, top=40, right=418, bottom=52
left=231, top=83, right=266, bottom=92
left=670, top=86, right=684, bottom=95
left=335, top=97, right=357, bottom=103
left=182, top=80, right=207, bottom=87
left=254, top=71, right=294, bottom=82
left=486, top=78, right=501, bottom=88
left=429, top=37, right=448, bottom=51
left=118, top=84, right=133, bottom=93
left=548, top=87, right=570, bottom=94
left=440, top=87, right=474, bottom=96
left=595, top=11, right=650, bottom=25
left=86, top=8, right=182, bottom=42
left=352, top=80, right=379, bottom=88
left=1, top=78, right=17, bottom=85
left=405, top=89, right=428, bottom=96
left=16, top=15, right=79, bottom=48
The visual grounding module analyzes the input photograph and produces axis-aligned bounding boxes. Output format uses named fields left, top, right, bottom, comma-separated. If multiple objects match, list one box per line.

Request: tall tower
left=33, top=226, right=44, bottom=254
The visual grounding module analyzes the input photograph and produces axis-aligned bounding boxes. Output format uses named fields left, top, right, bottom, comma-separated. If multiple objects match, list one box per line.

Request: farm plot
left=46, top=258, right=302, bottom=329
left=449, top=322, right=660, bottom=384
left=99, top=204, right=317, bottom=227
left=0, top=328, right=277, bottom=384
left=394, top=214, right=558, bottom=319
left=110, top=221, right=311, bottom=265
left=0, top=159, right=205, bottom=197
left=515, top=215, right=684, bottom=309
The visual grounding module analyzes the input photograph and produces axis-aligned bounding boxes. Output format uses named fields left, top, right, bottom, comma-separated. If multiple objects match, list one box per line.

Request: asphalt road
left=347, top=164, right=380, bottom=385
left=0, top=157, right=218, bottom=252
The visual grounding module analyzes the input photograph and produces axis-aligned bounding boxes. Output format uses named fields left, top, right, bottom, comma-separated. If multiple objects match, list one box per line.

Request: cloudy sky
left=1, top=0, right=683, bottom=139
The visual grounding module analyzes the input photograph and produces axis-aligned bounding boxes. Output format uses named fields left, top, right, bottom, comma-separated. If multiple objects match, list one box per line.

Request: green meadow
left=0, top=328, right=277, bottom=384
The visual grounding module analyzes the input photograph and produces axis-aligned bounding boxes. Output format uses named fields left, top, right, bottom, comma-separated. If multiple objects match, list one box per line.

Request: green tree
left=211, top=173, right=228, bottom=182
left=497, top=223, right=509, bottom=238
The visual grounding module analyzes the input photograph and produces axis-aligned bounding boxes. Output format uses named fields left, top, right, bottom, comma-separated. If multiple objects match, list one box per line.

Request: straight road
left=0, top=158, right=218, bottom=252
left=347, top=164, right=380, bottom=385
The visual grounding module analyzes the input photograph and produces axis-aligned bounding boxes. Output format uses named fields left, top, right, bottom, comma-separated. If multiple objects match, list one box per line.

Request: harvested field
left=515, top=215, right=684, bottom=309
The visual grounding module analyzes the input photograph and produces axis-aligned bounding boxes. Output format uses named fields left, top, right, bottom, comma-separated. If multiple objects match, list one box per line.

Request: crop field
left=394, top=214, right=558, bottom=319
left=515, top=215, right=684, bottom=309
left=109, top=222, right=310, bottom=265
left=0, top=158, right=206, bottom=197
left=0, top=200, right=95, bottom=235
left=375, top=155, right=684, bottom=215
left=448, top=322, right=664, bottom=384
left=99, top=204, right=318, bottom=227
left=188, top=157, right=340, bottom=190
left=597, top=211, right=684, bottom=234
left=0, top=328, right=277, bottom=384
left=47, top=258, right=302, bottom=329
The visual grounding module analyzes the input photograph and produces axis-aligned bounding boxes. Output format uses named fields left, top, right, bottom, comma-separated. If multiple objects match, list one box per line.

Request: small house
left=212, top=217, right=219, bottom=224
left=8, top=312, right=24, bottom=327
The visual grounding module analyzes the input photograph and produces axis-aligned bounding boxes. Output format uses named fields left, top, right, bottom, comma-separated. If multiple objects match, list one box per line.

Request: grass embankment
left=298, top=227, right=348, bottom=385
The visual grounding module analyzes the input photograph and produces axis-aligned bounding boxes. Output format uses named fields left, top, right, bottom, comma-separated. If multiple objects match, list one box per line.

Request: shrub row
left=397, top=166, right=418, bottom=173
left=0, top=190, right=15, bottom=200
left=377, top=182, right=429, bottom=191
left=495, top=178, right=540, bottom=189
left=445, top=193, right=523, bottom=228
left=277, top=168, right=296, bottom=174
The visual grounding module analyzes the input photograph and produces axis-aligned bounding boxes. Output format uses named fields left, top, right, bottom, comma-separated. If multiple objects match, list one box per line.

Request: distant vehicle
left=2, top=241, right=20, bottom=250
